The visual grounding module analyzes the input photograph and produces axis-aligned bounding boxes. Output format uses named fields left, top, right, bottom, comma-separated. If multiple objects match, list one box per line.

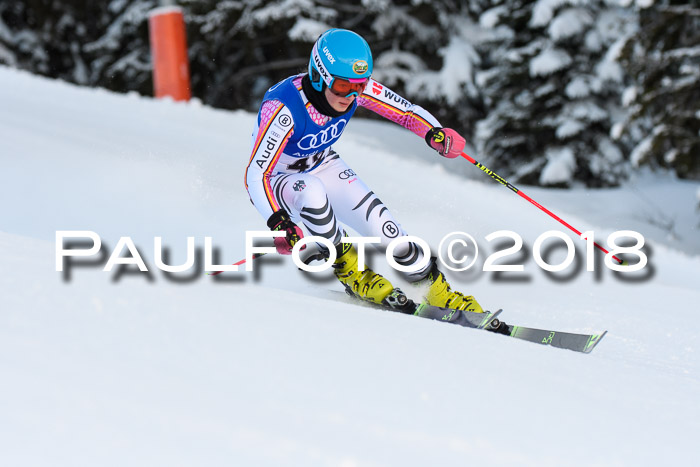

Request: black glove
left=425, top=127, right=466, bottom=158
left=267, top=210, right=305, bottom=255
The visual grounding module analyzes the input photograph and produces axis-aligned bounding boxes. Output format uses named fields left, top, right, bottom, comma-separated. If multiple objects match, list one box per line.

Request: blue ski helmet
left=308, top=29, right=373, bottom=93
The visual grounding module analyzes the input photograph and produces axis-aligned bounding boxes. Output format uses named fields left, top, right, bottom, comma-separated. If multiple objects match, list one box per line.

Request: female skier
left=244, top=28, right=482, bottom=313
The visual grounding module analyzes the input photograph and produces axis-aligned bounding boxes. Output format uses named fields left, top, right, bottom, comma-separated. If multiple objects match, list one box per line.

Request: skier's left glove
left=425, top=127, right=465, bottom=159
left=267, top=209, right=305, bottom=255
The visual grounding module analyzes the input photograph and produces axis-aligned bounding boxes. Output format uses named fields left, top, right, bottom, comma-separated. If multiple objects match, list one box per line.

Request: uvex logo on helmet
left=353, top=60, right=369, bottom=75
left=322, top=46, right=336, bottom=64
left=312, top=44, right=332, bottom=84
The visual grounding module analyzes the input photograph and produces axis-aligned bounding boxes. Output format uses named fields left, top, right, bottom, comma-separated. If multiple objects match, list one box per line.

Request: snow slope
left=1, top=66, right=700, bottom=467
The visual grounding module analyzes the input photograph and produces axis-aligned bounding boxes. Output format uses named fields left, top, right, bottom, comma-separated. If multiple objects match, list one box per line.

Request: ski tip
left=583, top=330, right=608, bottom=354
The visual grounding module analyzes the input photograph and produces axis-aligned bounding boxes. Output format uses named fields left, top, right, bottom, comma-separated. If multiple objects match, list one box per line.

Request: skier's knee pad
left=290, top=176, right=327, bottom=213
left=291, top=177, right=343, bottom=244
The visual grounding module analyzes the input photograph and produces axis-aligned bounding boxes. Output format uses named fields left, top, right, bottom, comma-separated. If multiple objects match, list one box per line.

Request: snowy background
left=2, top=66, right=700, bottom=466
left=2, top=0, right=698, bottom=186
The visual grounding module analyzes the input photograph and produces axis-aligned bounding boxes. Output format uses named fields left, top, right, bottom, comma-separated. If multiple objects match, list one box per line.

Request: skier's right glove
left=267, top=209, right=305, bottom=255
left=425, top=127, right=466, bottom=159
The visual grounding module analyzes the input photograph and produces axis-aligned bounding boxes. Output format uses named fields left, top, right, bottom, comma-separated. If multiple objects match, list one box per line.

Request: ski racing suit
left=244, top=74, right=442, bottom=280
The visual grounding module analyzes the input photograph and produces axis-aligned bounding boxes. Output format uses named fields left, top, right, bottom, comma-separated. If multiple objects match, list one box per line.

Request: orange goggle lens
left=329, top=77, right=368, bottom=97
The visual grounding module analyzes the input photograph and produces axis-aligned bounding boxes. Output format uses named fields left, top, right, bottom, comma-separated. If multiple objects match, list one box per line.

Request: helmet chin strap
left=301, top=74, right=352, bottom=118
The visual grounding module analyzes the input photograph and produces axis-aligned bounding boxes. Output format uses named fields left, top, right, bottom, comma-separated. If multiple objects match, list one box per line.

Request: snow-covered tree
left=83, top=1, right=156, bottom=94
left=183, top=0, right=339, bottom=110
left=14, top=0, right=699, bottom=190
left=0, top=1, right=102, bottom=83
left=473, top=0, right=636, bottom=187
left=0, top=1, right=156, bottom=93
left=368, top=1, right=497, bottom=127
left=617, top=0, right=700, bottom=180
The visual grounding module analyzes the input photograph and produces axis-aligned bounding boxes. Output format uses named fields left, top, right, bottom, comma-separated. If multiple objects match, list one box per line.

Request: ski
left=413, top=302, right=503, bottom=330
left=412, top=304, right=606, bottom=353
left=340, top=287, right=606, bottom=354
left=499, top=323, right=607, bottom=354
left=342, top=287, right=502, bottom=330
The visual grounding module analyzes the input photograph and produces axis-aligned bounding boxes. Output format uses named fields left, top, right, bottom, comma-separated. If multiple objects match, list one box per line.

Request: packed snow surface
left=1, top=66, right=699, bottom=466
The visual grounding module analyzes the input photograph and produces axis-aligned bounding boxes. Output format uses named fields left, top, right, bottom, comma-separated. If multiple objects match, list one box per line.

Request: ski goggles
left=328, top=77, right=369, bottom=98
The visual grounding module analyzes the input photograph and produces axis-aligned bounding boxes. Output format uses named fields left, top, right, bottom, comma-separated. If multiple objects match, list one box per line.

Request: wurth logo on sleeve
left=383, top=89, right=410, bottom=108
left=372, top=82, right=383, bottom=95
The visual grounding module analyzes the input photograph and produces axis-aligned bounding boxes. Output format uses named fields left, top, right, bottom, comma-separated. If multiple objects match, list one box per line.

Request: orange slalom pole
left=149, top=6, right=191, bottom=101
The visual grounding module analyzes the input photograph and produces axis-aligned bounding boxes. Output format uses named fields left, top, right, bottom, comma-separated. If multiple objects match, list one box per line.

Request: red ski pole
left=207, top=252, right=267, bottom=276
left=459, top=151, right=625, bottom=265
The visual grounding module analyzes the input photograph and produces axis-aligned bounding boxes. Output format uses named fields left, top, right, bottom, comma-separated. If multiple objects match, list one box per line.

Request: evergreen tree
left=368, top=0, right=491, bottom=127
left=83, top=0, right=156, bottom=95
left=183, top=0, right=339, bottom=110
left=0, top=0, right=105, bottom=82
left=617, top=0, right=700, bottom=180
left=0, top=1, right=156, bottom=93
left=10, top=0, right=696, bottom=189
left=474, top=0, right=635, bottom=187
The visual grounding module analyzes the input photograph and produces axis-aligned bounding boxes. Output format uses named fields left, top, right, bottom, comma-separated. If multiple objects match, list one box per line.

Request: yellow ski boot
left=423, top=263, right=484, bottom=313
left=333, top=243, right=393, bottom=305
